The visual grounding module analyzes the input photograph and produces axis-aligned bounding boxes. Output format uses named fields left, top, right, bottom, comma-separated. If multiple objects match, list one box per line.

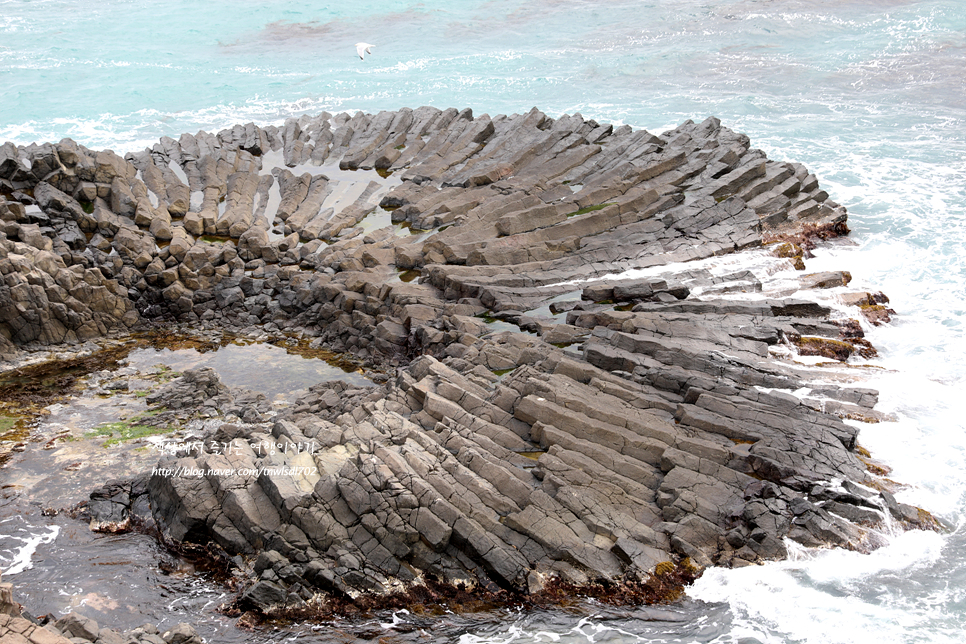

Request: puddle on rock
left=524, top=290, right=583, bottom=319
left=389, top=268, right=423, bottom=284
left=481, top=319, right=523, bottom=335
left=395, top=269, right=422, bottom=283
left=0, top=331, right=369, bottom=476
left=126, top=340, right=368, bottom=404
left=477, top=314, right=539, bottom=339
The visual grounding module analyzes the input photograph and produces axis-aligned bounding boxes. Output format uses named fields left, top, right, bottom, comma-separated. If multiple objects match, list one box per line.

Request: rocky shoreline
left=0, top=108, right=927, bottom=620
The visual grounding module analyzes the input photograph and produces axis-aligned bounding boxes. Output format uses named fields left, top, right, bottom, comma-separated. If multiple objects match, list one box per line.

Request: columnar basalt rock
left=1, top=108, right=910, bottom=609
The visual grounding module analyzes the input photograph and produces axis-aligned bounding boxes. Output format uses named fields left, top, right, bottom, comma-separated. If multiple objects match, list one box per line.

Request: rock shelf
left=0, top=107, right=922, bottom=613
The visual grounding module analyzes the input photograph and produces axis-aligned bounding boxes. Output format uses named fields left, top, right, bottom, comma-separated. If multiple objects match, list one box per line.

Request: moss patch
left=828, top=320, right=879, bottom=359
left=200, top=235, right=232, bottom=244
left=153, top=364, right=183, bottom=383
left=0, top=404, right=33, bottom=457
left=795, top=336, right=854, bottom=361
left=550, top=342, right=578, bottom=349
left=566, top=203, right=614, bottom=217
left=0, top=415, right=17, bottom=434
left=85, top=411, right=167, bottom=447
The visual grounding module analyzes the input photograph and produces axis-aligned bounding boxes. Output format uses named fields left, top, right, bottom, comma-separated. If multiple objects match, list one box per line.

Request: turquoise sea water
left=3, top=1, right=966, bottom=642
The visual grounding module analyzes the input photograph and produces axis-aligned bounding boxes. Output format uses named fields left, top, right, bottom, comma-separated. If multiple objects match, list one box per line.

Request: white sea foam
left=456, top=617, right=653, bottom=644
left=2, top=525, right=60, bottom=576
left=690, top=530, right=954, bottom=644
left=380, top=608, right=411, bottom=629
left=681, top=233, right=966, bottom=641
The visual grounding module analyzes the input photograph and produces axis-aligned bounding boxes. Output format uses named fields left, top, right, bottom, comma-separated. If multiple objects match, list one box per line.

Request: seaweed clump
left=860, top=303, right=896, bottom=326
left=763, top=220, right=851, bottom=259
left=0, top=345, right=132, bottom=406
left=772, top=242, right=806, bottom=270
left=530, top=559, right=700, bottom=607
left=831, top=319, right=878, bottom=358
left=795, top=336, right=855, bottom=361
left=224, top=560, right=701, bottom=626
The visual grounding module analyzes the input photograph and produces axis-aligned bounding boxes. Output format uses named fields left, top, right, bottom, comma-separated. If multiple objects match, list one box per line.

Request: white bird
left=355, top=42, right=374, bottom=60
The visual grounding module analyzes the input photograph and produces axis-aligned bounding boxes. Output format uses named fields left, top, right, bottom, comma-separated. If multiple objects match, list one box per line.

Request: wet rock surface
left=0, top=108, right=916, bottom=612
left=0, top=570, right=201, bottom=644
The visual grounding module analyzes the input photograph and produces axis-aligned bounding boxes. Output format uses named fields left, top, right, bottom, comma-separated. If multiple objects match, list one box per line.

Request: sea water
left=2, top=1, right=966, bottom=642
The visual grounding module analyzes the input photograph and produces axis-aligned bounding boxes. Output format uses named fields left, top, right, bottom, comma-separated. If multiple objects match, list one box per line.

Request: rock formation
left=0, top=108, right=918, bottom=610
